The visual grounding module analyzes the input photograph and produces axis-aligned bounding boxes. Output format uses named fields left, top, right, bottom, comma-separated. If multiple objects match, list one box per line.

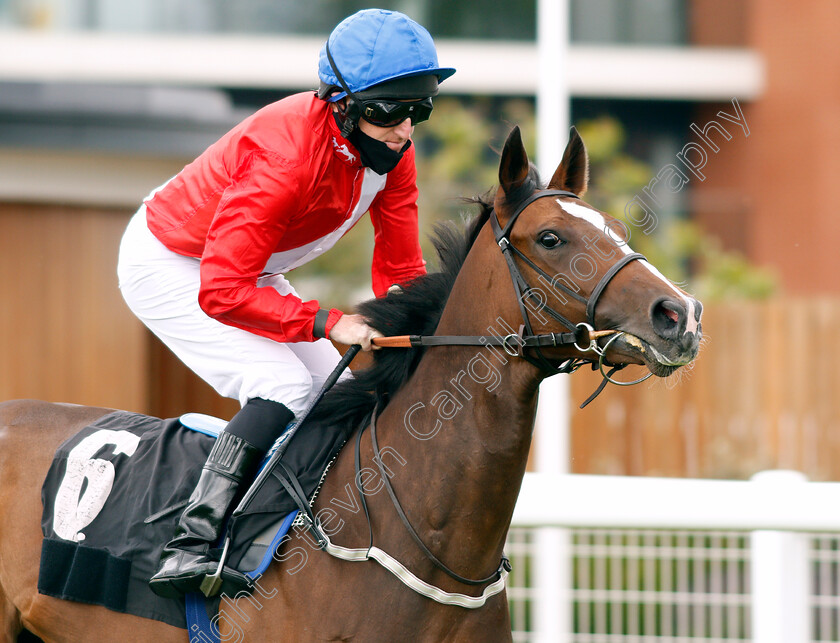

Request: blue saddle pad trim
left=184, top=510, right=298, bottom=640
left=245, top=510, right=298, bottom=579
left=181, top=413, right=225, bottom=642
left=186, top=593, right=221, bottom=643
left=179, top=413, right=227, bottom=438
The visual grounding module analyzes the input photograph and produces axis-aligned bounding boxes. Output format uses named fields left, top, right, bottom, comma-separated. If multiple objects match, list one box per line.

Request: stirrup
left=198, top=537, right=252, bottom=598
left=199, top=565, right=253, bottom=598
left=200, top=536, right=231, bottom=597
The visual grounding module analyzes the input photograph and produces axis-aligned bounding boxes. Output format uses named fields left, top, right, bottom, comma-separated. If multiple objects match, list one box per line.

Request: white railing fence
left=506, top=470, right=840, bottom=643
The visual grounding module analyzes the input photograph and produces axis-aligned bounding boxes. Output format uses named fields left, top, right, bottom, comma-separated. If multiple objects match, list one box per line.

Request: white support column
left=536, top=0, right=571, bottom=170
left=533, top=405, right=572, bottom=643
left=533, top=1, right=572, bottom=642
left=750, top=470, right=811, bottom=643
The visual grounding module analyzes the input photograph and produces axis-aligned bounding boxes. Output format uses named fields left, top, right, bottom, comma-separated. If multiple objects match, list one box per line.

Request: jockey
left=117, top=8, right=454, bottom=599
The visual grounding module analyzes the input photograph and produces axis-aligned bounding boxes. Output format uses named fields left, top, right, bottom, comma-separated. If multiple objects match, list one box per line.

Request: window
left=4, top=0, right=687, bottom=45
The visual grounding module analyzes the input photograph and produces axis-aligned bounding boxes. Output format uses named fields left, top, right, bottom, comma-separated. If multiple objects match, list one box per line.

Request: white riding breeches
left=117, top=206, right=347, bottom=417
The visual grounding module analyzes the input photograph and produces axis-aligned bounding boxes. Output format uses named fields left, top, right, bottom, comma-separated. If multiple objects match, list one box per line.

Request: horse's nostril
left=652, top=299, right=684, bottom=337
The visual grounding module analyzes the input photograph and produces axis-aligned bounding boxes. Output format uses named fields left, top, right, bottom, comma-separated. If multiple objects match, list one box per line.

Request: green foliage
left=575, top=115, right=777, bottom=301
left=290, top=100, right=776, bottom=310
left=413, top=97, right=538, bottom=240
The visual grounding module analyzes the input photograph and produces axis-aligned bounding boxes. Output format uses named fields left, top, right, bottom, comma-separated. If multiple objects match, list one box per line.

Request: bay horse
left=0, top=126, right=702, bottom=642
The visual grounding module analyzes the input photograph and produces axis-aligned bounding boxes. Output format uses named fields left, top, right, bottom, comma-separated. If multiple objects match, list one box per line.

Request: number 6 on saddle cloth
left=37, top=347, right=359, bottom=630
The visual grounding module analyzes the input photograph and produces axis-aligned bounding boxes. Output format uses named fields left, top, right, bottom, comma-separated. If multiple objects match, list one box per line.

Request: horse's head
left=488, top=126, right=702, bottom=379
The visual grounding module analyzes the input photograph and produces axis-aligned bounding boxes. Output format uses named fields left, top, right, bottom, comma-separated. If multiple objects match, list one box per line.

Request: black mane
left=308, top=164, right=542, bottom=433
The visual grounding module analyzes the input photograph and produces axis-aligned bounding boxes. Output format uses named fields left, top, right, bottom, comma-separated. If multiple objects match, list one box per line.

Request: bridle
left=323, top=190, right=655, bottom=602
left=386, top=188, right=653, bottom=405
left=311, top=196, right=653, bottom=602
left=489, top=189, right=652, bottom=394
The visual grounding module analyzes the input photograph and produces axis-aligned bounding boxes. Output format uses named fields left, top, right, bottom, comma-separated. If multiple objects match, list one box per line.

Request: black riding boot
left=149, top=398, right=293, bottom=599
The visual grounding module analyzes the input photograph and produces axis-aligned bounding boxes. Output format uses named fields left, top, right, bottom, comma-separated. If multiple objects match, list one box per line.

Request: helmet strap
left=326, top=40, right=364, bottom=136
left=337, top=100, right=361, bottom=138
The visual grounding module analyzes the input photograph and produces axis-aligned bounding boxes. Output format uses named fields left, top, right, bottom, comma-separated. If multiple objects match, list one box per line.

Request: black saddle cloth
left=38, top=410, right=351, bottom=628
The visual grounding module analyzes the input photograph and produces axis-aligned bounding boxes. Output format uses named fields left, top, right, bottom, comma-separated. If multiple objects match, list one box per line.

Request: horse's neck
left=394, top=342, right=540, bottom=478
left=378, top=351, right=538, bottom=580
left=370, top=257, right=542, bottom=579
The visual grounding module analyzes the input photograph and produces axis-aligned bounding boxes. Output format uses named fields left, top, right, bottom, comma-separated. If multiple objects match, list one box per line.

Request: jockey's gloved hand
left=329, top=313, right=383, bottom=351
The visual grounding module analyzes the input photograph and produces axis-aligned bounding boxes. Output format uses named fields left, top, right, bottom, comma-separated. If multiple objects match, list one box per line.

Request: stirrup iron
left=200, top=536, right=231, bottom=597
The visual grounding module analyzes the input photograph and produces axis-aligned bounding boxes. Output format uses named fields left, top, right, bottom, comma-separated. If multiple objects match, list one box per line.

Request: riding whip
left=231, top=343, right=361, bottom=520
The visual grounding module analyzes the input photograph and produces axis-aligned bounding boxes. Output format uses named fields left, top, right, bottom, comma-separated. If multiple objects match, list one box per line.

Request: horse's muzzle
left=650, top=297, right=703, bottom=355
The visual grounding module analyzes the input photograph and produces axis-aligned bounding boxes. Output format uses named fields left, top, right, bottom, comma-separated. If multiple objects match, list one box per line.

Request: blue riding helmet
left=318, top=9, right=455, bottom=102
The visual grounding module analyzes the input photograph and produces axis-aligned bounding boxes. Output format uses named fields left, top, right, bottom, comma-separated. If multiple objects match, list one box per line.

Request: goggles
left=359, top=97, right=434, bottom=128
left=326, top=39, right=435, bottom=134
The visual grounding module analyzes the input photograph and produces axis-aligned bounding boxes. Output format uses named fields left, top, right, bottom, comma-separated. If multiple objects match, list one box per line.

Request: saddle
left=37, top=409, right=352, bottom=629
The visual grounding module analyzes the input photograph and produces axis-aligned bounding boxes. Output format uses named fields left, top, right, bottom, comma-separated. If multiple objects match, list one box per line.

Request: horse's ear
left=548, top=126, right=589, bottom=196
left=499, top=126, right=531, bottom=195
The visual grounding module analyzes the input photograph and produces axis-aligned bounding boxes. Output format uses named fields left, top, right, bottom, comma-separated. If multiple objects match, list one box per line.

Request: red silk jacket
left=145, top=92, right=426, bottom=343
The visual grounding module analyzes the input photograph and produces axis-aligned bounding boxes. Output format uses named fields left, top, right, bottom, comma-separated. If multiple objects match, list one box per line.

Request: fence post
left=750, top=470, right=810, bottom=643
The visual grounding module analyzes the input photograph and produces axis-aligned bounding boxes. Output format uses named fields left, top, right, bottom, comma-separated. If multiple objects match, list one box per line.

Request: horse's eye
left=538, top=231, right=563, bottom=249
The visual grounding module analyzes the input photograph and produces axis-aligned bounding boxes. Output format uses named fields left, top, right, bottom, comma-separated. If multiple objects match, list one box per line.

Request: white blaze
left=557, top=199, right=699, bottom=335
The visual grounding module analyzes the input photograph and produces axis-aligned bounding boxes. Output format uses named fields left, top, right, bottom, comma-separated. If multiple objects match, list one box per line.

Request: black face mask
left=334, top=113, right=411, bottom=175
left=349, top=127, right=412, bottom=175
